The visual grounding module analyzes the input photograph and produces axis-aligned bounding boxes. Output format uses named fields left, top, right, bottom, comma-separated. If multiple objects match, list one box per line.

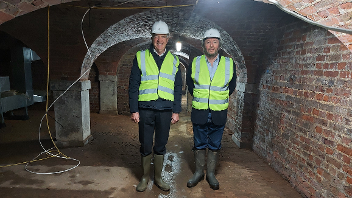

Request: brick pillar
left=99, top=75, right=118, bottom=114
left=50, top=80, right=93, bottom=147
left=230, top=83, right=258, bottom=149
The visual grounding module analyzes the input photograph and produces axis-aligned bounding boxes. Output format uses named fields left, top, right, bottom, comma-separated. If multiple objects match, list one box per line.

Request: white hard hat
left=204, top=28, right=221, bottom=40
left=152, top=21, right=169, bottom=34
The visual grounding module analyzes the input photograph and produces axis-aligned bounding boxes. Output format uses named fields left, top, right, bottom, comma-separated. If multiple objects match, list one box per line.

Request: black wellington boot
left=187, top=149, right=206, bottom=188
left=206, top=150, right=219, bottom=190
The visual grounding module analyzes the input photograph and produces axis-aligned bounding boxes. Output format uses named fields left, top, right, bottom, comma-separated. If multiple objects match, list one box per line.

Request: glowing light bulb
left=176, top=41, right=182, bottom=51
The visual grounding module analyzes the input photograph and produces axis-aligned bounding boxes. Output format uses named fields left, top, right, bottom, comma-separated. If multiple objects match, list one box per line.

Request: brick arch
left=2, top=0, right=351, bottom=52
left=259, top=0, right=352, bottom=52
left=80, top=8, right=245, bottom=80
left=82, top=7, right=248, bottom=140
left=0, top=0, right=65, bottom=24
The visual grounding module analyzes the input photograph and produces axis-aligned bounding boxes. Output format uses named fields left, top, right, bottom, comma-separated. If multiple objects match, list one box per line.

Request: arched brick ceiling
left=2, top=0, right=351, bottom=51
left=0, top=0, right=196, bottom=24
left=80, top=6, right=245, bottom=80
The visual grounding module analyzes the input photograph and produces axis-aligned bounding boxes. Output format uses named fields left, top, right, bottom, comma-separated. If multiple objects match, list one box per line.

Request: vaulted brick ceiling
left=1, top=0, right=351, bottom=52
left=1, top=0, right=352, bottom=82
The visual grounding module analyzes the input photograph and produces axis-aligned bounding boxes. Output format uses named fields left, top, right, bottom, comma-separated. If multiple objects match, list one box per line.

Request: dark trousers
left=193, top=121, right=225, bottom=150
left=138, top=109, right=172, bottom=156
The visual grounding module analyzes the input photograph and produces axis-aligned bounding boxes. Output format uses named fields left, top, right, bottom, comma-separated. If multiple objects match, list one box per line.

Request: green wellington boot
left=136, top=154, right=152, bottom=192
left=187, top=149, right=206, bottom=188
left=154, top=154, right=170, bottom=191
left=206, top=150, right=219, bottom=190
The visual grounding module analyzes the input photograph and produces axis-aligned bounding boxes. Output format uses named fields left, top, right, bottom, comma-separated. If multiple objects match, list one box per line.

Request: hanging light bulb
left=176, top=41, right=182, bottom=51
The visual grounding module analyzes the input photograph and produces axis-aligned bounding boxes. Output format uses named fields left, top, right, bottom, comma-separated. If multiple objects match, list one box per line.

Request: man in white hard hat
left=128, top=20, right=182, bottom=192
left=186, top=28, right=237, bottom=190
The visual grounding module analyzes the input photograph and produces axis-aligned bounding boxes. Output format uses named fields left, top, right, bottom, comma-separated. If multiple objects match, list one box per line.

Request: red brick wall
left=116, top=46, right=145, bottom=115
left=254, top=20, right=352, bottom=197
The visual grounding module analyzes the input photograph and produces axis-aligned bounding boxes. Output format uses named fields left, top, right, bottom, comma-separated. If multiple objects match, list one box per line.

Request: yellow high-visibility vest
left=191, top=55, right=233, bottom=111
left=136, top=49, right=179, bottom=101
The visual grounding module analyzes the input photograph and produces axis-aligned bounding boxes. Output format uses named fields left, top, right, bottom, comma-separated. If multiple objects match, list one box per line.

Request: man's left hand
left=171, top=113, right=179, bottom=124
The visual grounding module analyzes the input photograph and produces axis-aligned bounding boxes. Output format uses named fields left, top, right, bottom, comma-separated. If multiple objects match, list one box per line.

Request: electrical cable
left=25, top=5, right=104, bottom=174
left=66, top=3, right=194, bottom=10
left=269, top=0, right=352, bottom=35
left=24, top=5, right=81, bottom=174
left=0, top=5, right=83, bottom=174
left=1, top=2, right=197, bottom=173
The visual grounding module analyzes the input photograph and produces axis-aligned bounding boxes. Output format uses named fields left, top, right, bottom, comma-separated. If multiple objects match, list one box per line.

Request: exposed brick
left=347, top=176, right=352, bottom=184
left=326, top=147, right=334, bottom=155
left=340, top=2, right=352, bottom=9
left=324, top=71, right=339, bottom=77
left=2, top=0, right=21, bottom=5
left=316, top=63, right=323, bottom=69
left=327, top=156, right=342, bottom=169
left=330, top=96, right=340, bottom=104
left=343, top=165, right=352, bottom=176
left=0, top=10, right=14, bottom=24
left=302, top=115, right=314, bottom=122
left=346, top=186, right=352, bottom=197
left=340, top=71, right=350, bottom=78
left=326, top=112, right=334, bottom=120
left=17, top=2, right=36, bottom=13
left=337, top=144, right=352, bottom=157
left=315, top=126, right=322, bottom=134
left=301, top=5, right=317, bottom=15
left=32, top=0, right=47, bottom=7
left=0, top=1, right=9, bottom=9
left=338, top=62, right=347, bottom=70
left=323, top=63, right=329, bottom=69
left=326, top=88, right=333, bottom=93
left=323, top=47, right=330, bottom=53
left=342, top=137, right=352, bottom=145
left=316, top=55, right=325, bottom=61
left=327, top=6, right=340, bottom=15
left=328, top=37, right=342, bottom=44
left=43, top=0, right=63, bottom=5
left=312, top=108, right=320, bottom=116
left=324, top=138, right=334, bottom=146
left=343, top=155, right=351, bottom=164
left=317, top=10, right=329, bottom=18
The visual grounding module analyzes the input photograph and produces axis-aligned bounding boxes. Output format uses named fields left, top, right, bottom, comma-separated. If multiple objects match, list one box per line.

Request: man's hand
left=131, top=112, right=140, bottom=123
left=171, top=113, right=179, bottom=124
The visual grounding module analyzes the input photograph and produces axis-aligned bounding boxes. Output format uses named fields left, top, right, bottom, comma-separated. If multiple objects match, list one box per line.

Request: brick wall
left=116, top=44, right=148, bottom=115
left=254, top=20, right=352, bottom=197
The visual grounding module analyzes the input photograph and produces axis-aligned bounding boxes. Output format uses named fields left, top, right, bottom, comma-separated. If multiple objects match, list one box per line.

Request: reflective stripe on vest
left=192, top=55, right=233, bottom=111
left=137, top=49, right=179, bottom=101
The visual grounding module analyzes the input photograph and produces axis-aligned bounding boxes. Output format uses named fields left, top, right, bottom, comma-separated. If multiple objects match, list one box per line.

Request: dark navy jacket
left=128, top=44, right=182, bottom=114
left=186, top=56, right=236, bottom=126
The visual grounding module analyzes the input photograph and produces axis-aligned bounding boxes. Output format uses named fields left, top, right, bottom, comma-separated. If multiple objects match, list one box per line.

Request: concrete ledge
left=55, top=135, right=93, bottom=148
left=50, top=80, right=91, bottom=91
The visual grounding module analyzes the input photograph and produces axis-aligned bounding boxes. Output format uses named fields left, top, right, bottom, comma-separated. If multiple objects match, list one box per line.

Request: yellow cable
left=45, top=5, right=68, bottom=158
left=67, top=4, right=194, bottom=10
left=0, top=156, right=54, bottom=168
left=1, top=2, right=196, bottom=169
left=0, top=6, right=66, bottom=169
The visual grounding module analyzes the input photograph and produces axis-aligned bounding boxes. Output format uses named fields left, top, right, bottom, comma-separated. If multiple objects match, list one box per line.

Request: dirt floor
left=0, top=100, right=303, bottom=198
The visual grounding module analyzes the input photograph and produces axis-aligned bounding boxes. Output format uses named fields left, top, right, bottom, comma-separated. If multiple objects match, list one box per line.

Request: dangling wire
left=25, top=5, right=82, bottom=174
